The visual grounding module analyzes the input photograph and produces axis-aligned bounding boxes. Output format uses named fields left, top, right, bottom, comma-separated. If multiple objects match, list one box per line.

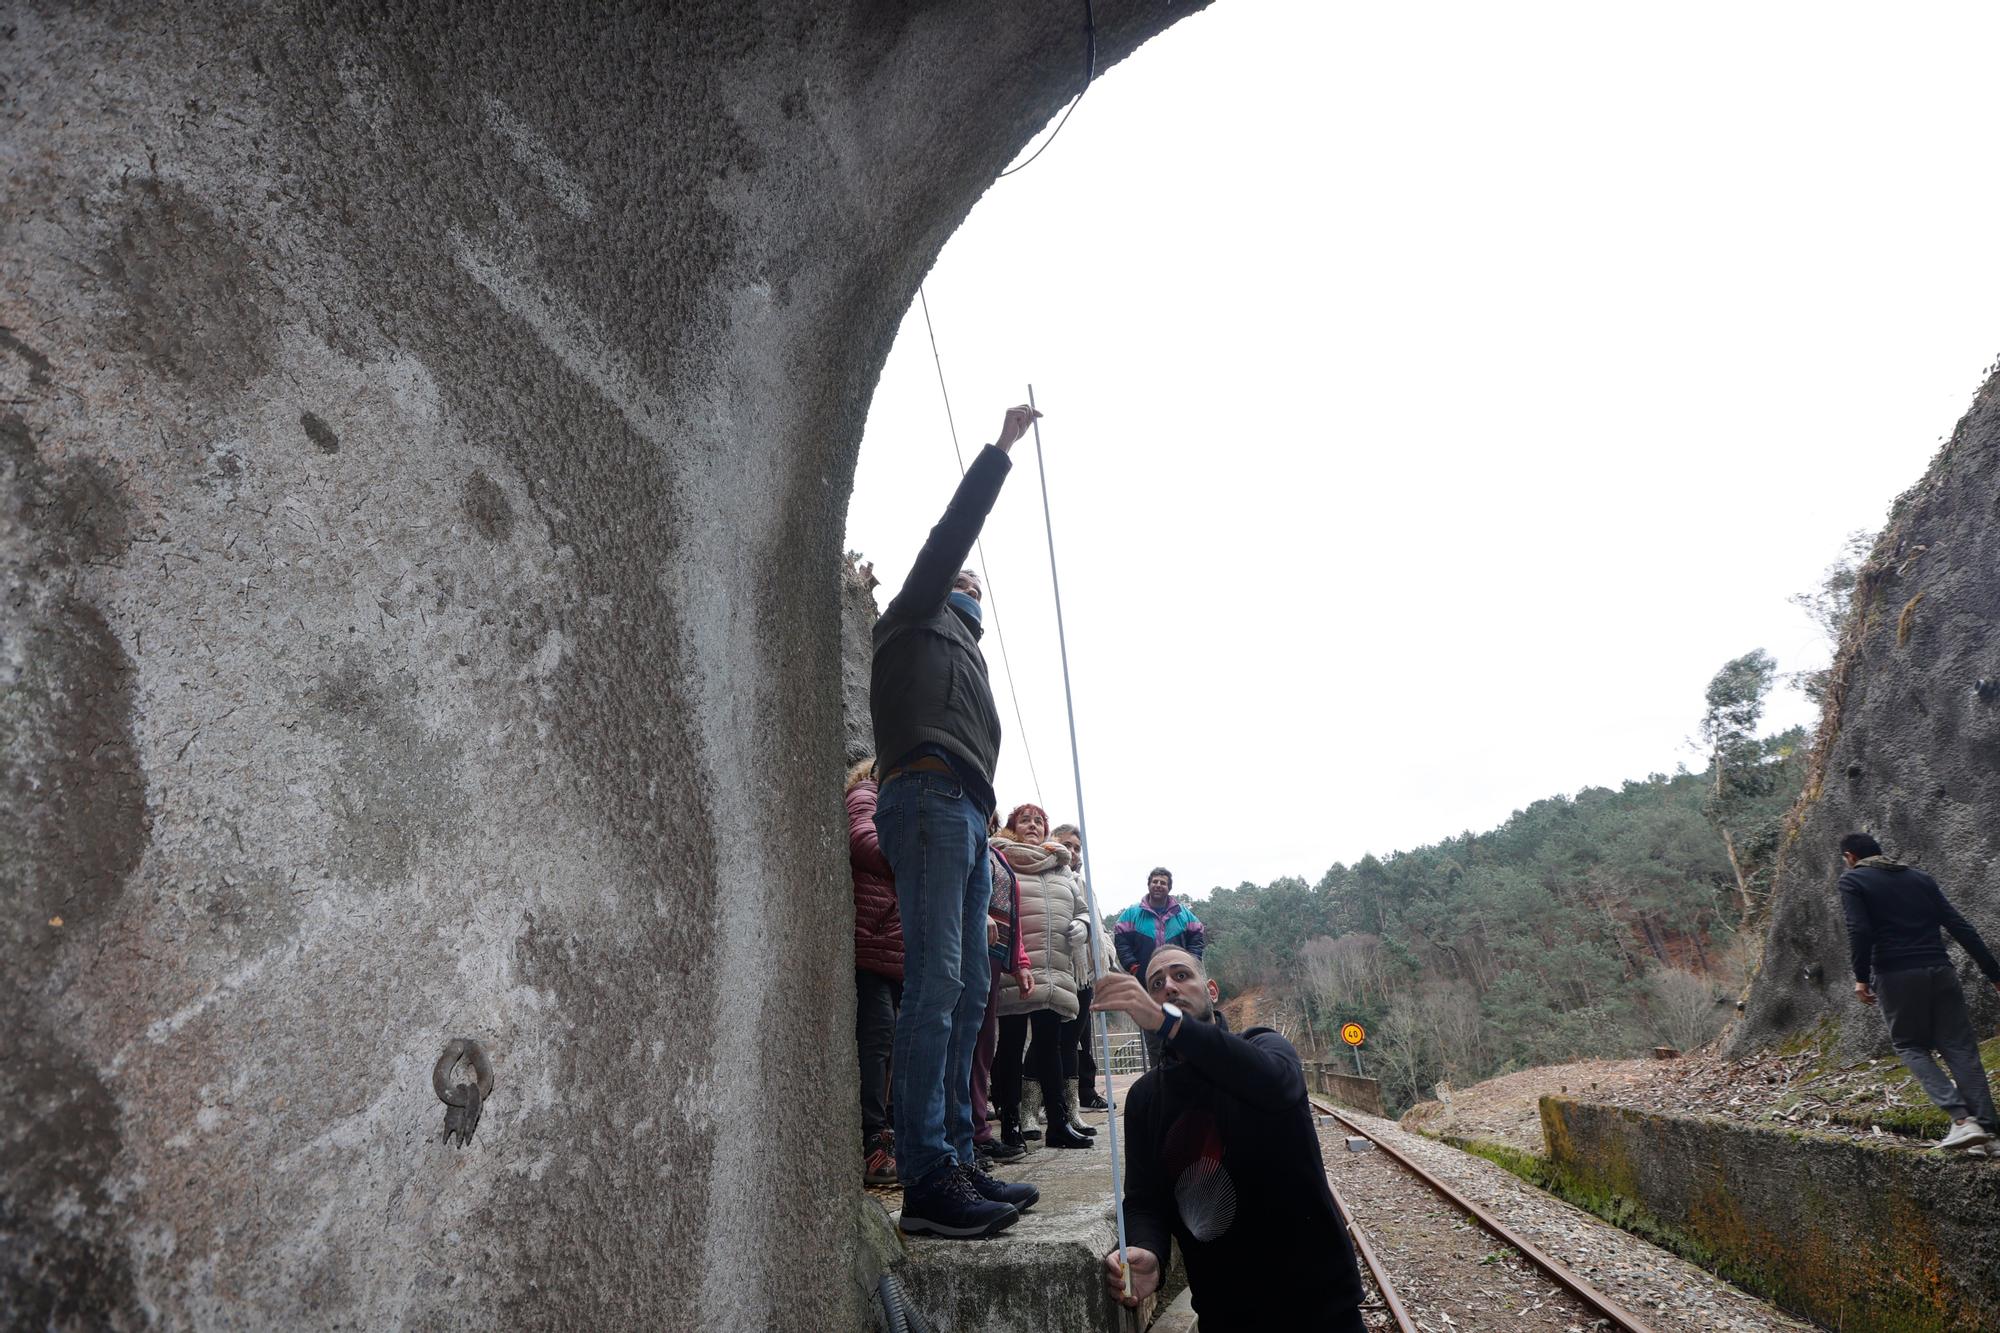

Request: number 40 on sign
left=1339, top=1021, right=1366, bottom=1075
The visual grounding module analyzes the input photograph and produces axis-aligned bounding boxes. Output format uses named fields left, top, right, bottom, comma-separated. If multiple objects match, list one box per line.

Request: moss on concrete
left=1537, top=1097, right=2000, bottom=1333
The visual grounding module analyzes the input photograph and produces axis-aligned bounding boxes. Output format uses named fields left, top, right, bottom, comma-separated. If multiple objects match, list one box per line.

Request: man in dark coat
left=871, top=403, right=1042, bottom=1238
left=1839, top=832, right=2000, bottom=1152
left=1093, top=947, right=1366, bottom=1331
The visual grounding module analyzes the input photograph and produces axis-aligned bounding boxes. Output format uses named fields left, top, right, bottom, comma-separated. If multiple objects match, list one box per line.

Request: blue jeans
left=876, top=771, right=993, bottom=1184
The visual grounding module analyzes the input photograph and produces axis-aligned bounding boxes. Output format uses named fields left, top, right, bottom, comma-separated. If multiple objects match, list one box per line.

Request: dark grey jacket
left=869, top=446, right=1009, bottom=810
left=1839, top=857, right=2000, bottom=983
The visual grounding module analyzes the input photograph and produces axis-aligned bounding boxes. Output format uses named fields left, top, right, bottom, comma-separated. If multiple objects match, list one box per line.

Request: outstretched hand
left=1102, top=1245, right=1160, bottom=1308
left=993, top=403, right=1042, bottom=454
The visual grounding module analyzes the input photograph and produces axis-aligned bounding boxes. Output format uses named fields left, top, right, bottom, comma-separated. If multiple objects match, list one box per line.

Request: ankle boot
left=1065, top=1078, right=1095, bottom=1135
left=1044, top=1093, right=1094, bottom=1149
left=1000, top=1108, right=1028, bottom=1151
left=1021, top=1082, right=1043, bottom=1140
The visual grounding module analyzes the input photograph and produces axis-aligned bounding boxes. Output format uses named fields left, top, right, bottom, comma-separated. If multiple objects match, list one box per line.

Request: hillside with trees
left=1195, top=679, right=1809, bottom=1115
left=1186, top=535, right=1874, bottom=1113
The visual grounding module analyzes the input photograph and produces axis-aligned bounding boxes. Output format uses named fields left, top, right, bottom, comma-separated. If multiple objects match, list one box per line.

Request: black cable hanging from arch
left=998, top=0, right=1096, bottom=179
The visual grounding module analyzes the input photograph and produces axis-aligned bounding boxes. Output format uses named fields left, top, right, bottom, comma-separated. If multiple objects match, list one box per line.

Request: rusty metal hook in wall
left=433, top=1037, right=494, bottom=1148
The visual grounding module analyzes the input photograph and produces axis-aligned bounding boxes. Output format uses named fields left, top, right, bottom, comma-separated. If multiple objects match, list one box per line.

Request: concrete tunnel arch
left=0, top=3, right=1214, bottom=1328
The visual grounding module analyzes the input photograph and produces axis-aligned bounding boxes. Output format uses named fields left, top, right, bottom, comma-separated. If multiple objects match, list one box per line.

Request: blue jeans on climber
left=877, top=770, right=994, bottom=1184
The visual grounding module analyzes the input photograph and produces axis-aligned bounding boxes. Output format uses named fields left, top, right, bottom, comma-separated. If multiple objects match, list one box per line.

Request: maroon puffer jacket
left=848, top=780, right=903, bottom=980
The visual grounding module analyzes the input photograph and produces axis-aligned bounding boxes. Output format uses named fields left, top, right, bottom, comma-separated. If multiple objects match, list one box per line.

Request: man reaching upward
left=872, top=404, right=1044, bottom=1238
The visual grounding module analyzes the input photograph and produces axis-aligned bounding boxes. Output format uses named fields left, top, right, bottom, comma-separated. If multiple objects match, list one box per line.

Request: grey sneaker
left=1937, top=1120, right=1995, bottom=1151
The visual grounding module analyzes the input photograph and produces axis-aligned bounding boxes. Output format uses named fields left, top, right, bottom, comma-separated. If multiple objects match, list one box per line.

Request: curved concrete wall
left=0, top=4, right=1206, bottom=1326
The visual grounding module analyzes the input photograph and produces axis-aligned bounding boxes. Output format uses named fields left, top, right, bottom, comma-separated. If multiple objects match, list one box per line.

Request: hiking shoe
left=898, top=1163, right=1018, bottom=1239
left=962, top=1163, right=1039, bottom=1213
left=863, top=1138, right=898, bottom=1187
left=979, top=1136, right=1027, bottom=1164
left=1938, top=1120, right=1996, bottom=1151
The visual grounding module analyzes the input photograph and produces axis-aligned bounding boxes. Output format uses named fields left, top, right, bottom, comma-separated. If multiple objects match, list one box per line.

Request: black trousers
left=1063, top=984, right=1096, bottom=1088
left=855, top=968, right=902, bottom=1145
left=995, top=1009, right=1065, bottom=1118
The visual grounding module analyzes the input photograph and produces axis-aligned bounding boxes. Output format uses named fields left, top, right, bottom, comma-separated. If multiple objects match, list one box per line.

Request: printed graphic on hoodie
left=1163, top=1108, right=1237, bottom=1242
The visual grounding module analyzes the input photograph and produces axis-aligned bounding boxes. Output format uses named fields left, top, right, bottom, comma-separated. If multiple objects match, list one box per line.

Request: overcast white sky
left=844, top=0, right=2000, bottom=908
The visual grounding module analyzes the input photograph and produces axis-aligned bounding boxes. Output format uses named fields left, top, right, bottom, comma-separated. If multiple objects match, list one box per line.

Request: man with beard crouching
left=1094, top=947, right=1366, bottom=1331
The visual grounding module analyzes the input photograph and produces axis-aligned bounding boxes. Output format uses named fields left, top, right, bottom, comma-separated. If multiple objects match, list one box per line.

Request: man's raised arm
left=880, top=405, right=1039, bottom=624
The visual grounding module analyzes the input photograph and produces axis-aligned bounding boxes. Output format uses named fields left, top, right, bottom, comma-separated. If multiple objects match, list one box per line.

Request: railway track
left=1311, top=1097, right=1657, bottom=1333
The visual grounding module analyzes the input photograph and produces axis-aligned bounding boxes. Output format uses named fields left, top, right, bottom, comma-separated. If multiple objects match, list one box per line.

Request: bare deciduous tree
left=1647, top=966, right=1726, bottom=1052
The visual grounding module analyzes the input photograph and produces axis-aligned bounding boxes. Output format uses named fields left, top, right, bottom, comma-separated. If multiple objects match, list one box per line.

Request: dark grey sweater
left=1839, top=858, right=2000, bottom=983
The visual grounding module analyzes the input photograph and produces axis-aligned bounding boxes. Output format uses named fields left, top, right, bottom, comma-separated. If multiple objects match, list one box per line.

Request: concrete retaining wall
left=1540, top=1097, right=2000, bottom=1332
left=1305, top=1065, right=1386, bottom=1116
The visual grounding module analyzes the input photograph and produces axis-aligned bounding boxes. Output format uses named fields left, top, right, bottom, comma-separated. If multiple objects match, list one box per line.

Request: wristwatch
left=1158, top=1002, right=1184, bottom=1043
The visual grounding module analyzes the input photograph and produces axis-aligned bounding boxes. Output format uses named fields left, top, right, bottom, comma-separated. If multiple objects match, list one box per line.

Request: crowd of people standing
left=848, top=765, right=1146, bottom=1187
left=844, top=402, right=1363, bottom=1328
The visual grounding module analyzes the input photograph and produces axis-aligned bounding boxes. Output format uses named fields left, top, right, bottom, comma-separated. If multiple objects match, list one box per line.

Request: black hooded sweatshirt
left=1838, top=856, right=2000, bottom=984
left=1121, top=1013, right=1365, bottom=1332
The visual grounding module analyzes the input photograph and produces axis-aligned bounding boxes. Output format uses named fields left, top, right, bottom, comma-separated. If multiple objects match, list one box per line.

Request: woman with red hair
left=991, top=802, right=1094, bottom=1151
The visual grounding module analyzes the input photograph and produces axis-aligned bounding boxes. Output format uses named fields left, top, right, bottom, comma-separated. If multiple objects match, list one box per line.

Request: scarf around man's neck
left=947, top=589, right=983, bottom=635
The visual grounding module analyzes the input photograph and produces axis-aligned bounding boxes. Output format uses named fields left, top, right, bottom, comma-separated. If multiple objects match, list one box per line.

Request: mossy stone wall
left=1540, top=1097, right=2000, bottom=1332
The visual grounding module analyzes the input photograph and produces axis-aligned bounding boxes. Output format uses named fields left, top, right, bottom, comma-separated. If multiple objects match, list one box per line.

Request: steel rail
left=1313, top=1098, right=1659, bottom=1333
left=1324, top=1174, right=1418, bottom=1333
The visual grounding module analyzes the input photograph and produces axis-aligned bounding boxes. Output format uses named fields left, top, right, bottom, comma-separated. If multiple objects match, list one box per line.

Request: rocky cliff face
left=0, top=4, right=1205, bottom=1327
left=842, top=557, right=880, bottom=766
left=1737, top=363, right=2000, bottom=1060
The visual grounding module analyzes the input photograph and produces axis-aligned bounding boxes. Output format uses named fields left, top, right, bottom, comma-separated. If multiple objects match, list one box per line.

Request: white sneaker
left=1937, top=1120, right=1996, bottom=1151
left=1966, top=1142, right=1998, bottom=1158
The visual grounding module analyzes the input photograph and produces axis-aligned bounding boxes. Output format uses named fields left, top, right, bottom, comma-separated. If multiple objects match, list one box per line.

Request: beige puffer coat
left=992, top=837, right=1088, bottom=1021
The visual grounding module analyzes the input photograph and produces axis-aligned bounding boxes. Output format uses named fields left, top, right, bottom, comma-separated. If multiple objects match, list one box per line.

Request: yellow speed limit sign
left=1340, top=1022, right=1366, bottom=1048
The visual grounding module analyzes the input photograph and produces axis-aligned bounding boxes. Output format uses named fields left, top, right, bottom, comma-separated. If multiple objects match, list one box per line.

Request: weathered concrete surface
left=0, top=3, right=1209, bottom=1327
left=1540, top=1096, right=2000, bottom=1332
left=896, top=1135, right=1183, bottom=1333
left=1738, top=363, right=2000, bottom=1062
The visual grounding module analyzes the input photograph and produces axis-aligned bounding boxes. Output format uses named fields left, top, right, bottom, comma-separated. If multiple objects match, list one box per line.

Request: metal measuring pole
left=1026, top=384, right=1135, bottom=1304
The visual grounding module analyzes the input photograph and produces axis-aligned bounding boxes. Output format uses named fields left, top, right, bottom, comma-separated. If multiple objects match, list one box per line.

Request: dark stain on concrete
left=103, top=179, right=279, bottom=390
left=300, top=411, right=340, bottom=454
left=0, top=415, right=134, bottom=569
left=307, top=654, right=467, bottom=886
left=1, top=414, right=148, bottom=1325
left=0, top=601, right=149, bottom=920
left=0, top=1030, right=138, bottom=1330
left=0, top=324, right=54, bottom=385
left=462, top=469, right=514, bottom=540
